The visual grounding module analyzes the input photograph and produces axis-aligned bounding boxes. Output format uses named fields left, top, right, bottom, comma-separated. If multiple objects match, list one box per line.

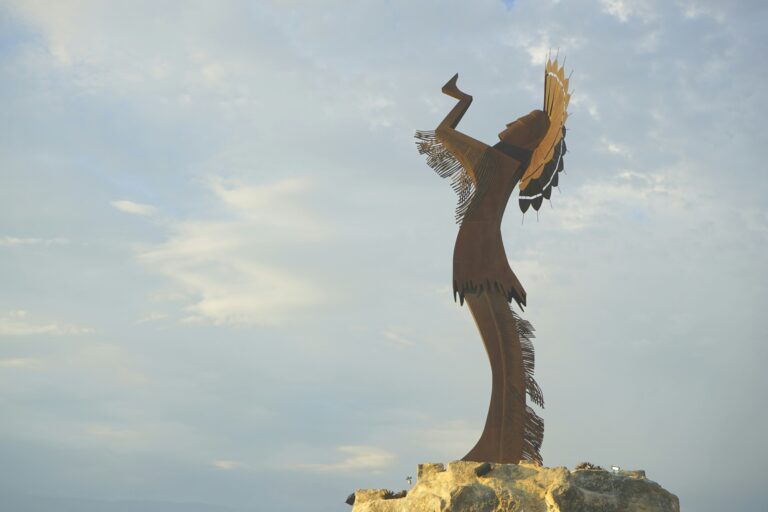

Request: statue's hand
left=442, top=73, right=471, bottom=100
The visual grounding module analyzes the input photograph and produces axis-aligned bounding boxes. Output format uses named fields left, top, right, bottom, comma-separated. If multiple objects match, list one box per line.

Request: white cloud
left=0, top=237, right=70, bottom=247
left=4, top=0, right=300, bottom=118
left=67, top=342, right=148, bottom=387
left=549, top=167, right=678, bottom=231
left=509, top=32, right=554, bottom=66
left=0, top=357, right=42, bottom=369
left=508, top=253, right=553, bottom=289
left=569, top=91, right=600, bottom=120
left=358, top=95, right=396, bottom=129
left=297, top=445, right=395, bottom=472
left=382, top=328, right=415, bottom=347
left=136, top=312, right=168, bottom=324
left=0, top=310, right=93, bottom=336
left=600, top=0, right=657, bottom=23
left=111, top=200, right=157, bottom=216
left=212, top=459, right=247, bottom=471
left=635, top=29, right=661, bottom=53
left=87, top=424, right=140, bottom=439
left=208, top=177, right=329, bottom=239
left=505, top=26, right=586, bottom=68
left=676, top=1, right=725, bottom=22
left=600, top=136, right=633, bottom=158
left=740, top=208, right=768, bottom=237
left=137, top=177, right=330, bottom=326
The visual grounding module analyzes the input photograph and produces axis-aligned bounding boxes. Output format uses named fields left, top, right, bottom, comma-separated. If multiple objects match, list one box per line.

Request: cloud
left=137, top=177, right=330, bottom=326
left=522, top=39, right=552, bottom=66
left=599, top=137, right=633, bottom=158
left=635, top=29, right=661, bottom=53
left=296, top=445, right=395, bottom=472
left=207, top=177, right=329, bottom=240
left=136, top=312, right=168, bottom=324
left=600, top=0, right=657, bottom=23
left=358, top=95, right=396, bottom=129
left=0, top=237, right=70, bottom=247
left=569, top=92, right=600, bottom=120
left=87, top=424, right=140, bottom=439
left=676, top=0, right=726, bottom=22
left=382, top=329, right=415, bottom=347
left=111, top=200, right=157, bottom=216
left=212, top=460, right=247, bottom=471
left=0, top=357, right=42, bottom=369
left=0, top=310, right=93, bottom=336
left=544, top=166, right=680, bottom=231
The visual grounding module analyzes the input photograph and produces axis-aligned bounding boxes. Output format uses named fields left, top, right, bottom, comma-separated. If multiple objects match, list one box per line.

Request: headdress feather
left=518, top=58, right=571, bottom=213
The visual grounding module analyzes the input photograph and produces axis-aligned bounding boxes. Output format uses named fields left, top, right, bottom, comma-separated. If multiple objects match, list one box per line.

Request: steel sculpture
left=415, top=57, right=571, bottom=465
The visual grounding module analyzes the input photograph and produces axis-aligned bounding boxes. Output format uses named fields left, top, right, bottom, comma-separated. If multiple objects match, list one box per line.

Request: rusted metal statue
left=415, top=58, right=571, bottom=465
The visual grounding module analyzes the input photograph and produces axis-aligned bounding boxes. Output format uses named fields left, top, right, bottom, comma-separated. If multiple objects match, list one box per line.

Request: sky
left=0, top=1, right=766, bottom=511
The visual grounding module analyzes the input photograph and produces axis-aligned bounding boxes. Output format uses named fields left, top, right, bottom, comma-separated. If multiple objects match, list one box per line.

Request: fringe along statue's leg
left=462, top=291, right=543, bottom=464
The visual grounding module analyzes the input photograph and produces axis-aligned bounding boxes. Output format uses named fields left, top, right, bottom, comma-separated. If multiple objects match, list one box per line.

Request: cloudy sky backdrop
left=1, top=1, right=766, bottom=511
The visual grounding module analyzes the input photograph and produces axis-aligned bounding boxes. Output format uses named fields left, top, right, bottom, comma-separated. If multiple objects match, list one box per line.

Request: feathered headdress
left=518, top=57, right=571, bottom=213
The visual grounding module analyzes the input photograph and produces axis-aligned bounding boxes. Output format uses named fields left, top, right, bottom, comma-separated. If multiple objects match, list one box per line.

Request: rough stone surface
left=351, top=461, right=679, bottom=512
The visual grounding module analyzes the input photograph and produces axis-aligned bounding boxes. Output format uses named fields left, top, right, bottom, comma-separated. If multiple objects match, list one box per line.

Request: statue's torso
left=453, top=148, right=527, bottom=307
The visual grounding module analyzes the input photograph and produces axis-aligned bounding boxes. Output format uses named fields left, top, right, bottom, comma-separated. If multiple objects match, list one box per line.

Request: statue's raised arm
left=433, top=74, right=490, bottom=183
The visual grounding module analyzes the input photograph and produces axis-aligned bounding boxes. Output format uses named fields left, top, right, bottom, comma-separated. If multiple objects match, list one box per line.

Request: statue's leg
left=462, top=291, right=527, bottom=463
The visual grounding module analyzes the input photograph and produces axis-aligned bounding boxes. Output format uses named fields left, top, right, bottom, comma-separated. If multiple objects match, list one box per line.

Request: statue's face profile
left=498, top=110, right=550, bottom=150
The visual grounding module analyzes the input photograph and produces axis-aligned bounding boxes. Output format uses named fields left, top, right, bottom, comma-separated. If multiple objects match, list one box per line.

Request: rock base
left=351, top=461, right=679, bottom=512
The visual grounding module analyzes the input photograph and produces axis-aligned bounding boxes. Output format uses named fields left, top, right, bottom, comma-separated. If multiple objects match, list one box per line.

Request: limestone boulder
left=351, top=461, right=679, bottom=512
